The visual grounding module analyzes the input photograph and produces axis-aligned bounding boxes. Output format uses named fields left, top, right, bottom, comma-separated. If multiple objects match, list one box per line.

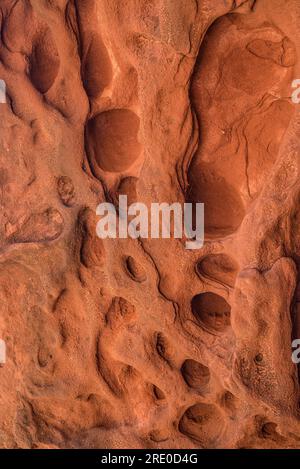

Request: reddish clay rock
left=0, top=0, right=300, bottom=451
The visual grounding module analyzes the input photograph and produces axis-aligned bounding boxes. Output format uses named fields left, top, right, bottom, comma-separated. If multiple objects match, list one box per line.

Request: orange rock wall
left=0, top=0, right=300, bottom=449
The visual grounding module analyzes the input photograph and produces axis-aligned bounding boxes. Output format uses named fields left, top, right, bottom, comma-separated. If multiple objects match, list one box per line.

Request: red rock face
left=0, top=0, right=300, bottom=449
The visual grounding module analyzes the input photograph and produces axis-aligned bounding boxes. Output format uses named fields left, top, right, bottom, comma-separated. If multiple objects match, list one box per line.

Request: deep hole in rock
left=191, top=292, right=231, bottom=333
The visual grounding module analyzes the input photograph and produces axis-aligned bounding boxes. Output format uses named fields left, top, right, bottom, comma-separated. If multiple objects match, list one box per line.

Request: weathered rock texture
left=0, top=0, right=300, bottom=449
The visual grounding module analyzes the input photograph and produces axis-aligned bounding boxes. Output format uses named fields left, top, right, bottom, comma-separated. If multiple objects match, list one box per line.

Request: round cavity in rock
left=155, top=332, right=173, bottom=364
left=86, top=109, right=142, bottom=173
left=125, top=256, right=146, bottom=283
left=191, top=292, right=231, bottom=333
left=77, top=207, right=105, bottom=268
left=254, top=353, right=264, bottom=365
left=181, top=359, right=210, bottom=392
left=187, top=164, right=245, bottom=238
left=81, top=34, right=112, bottom=97
left=29, top=29, right=60, bottom=94
left=261, top=422, right=278, bottom=439
left=179, top=403, right=224, bottom=447
left=196, top=253, right=238, bottom=288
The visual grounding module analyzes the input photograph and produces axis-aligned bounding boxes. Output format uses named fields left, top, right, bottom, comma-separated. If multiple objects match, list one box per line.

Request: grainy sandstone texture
left=0, top=0, right=300, bottom=449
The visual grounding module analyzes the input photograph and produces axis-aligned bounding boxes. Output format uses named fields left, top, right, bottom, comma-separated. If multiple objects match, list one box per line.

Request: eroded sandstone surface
left=0, top=0, right=300, bottom=449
